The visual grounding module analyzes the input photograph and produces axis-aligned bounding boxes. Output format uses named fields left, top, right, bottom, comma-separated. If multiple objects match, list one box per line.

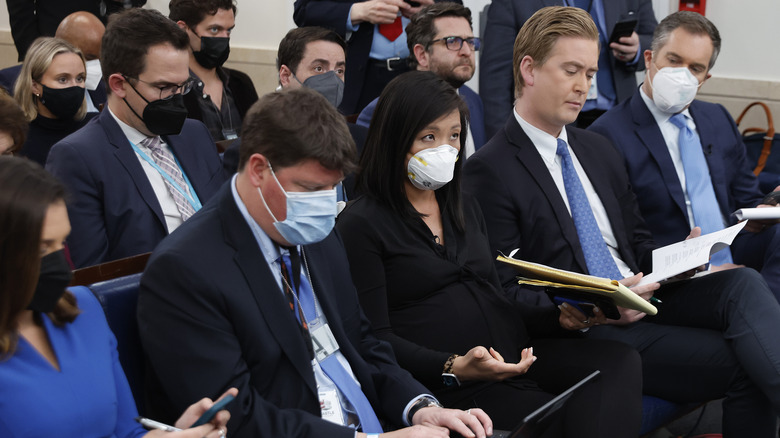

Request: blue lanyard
left=130, top=140, right=202, bottom=210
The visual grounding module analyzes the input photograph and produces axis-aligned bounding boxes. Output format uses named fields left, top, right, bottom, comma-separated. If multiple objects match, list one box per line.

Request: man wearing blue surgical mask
left=170, top=0, right=258, bottom=142
left=590, top=11, right=780, bottom=303
left=138, top=87, right=495, bottom=438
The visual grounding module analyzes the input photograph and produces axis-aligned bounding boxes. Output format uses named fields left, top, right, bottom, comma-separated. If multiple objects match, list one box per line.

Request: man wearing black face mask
left=46, top=8, right=228, bottom=269
left=169, top=0, right=258, bottom=142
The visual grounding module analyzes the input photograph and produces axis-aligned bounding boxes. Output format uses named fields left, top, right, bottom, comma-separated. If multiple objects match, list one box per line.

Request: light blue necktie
left=668, top=114, right=732, bottom=266
left=281, top=253, right=383, bottom=433
left=557, top=139, right=623, bottom=279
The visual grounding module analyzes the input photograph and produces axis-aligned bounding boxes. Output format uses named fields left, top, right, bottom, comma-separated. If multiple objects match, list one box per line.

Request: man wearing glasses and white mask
left=357, top=2, right=485, bottom=157
left=47, top=8, right=227, bottom=268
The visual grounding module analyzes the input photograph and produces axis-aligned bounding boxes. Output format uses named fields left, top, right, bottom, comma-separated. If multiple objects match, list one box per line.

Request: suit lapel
left=630, top=92, right=689, bottom=220
left=503, top=118, right=589, bottom=273
left=100, top=110, right=167, bottom=229
left=219, top=190, right=318, bottom=397
left=165, top=131, right=211, bottom=199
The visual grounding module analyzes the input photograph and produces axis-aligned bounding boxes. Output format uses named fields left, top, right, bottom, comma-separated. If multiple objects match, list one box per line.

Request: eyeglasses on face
left=122, top=75, right=195, bottom=100
left=429, top=36, right=481, bottom=51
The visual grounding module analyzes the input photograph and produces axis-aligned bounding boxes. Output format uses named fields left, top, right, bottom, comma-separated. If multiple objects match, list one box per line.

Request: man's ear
left=413, top=44, right=430, bottom=70
left=176, top=20, right=188, bottom=31
left=279, top=65, right=294, bottom=88
left=247, top=153, right=269, bottom=187
left=107, top=73, right=128, bottom=98
left=643, top=49, right=653, bottom=71
left=519, top=55, right=535, bottom=88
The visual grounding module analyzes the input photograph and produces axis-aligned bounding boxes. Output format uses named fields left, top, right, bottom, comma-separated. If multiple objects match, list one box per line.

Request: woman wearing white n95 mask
left=336, top=71, right=644, bottom=437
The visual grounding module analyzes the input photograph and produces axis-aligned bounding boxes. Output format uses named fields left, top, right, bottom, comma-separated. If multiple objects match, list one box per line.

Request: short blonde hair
left=14, top=37, right=87, bottom=121
left=512, top=6, right=599, bottom=98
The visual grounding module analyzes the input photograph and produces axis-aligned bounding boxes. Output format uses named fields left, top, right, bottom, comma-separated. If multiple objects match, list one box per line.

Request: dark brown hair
left=168, top=0, right=237, bottom=29
left=0, top=157, right=79, bottom=356
left=276, top=27, right=346, bottom=74
left=652, top=11, right=721, bottom=70
left=101, top=8, right=190, bottom=85
left=0, top=95, right=28, bottom=154
left=406, top=2, right=472, bottom=69
left=238, top=88, right=356, bottom=173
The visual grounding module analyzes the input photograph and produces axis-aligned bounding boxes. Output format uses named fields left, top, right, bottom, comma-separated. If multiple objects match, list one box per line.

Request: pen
left=650, top=296, right=663, bottom=304
left=136, top=416, right=182, bottom=432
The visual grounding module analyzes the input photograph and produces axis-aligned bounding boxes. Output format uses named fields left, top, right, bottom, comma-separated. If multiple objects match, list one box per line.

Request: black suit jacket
left=137, top=182, right=429, bottom=438
left=479, top=0, right=657, bottom=138
left=463, top=116, right=656, bottom=308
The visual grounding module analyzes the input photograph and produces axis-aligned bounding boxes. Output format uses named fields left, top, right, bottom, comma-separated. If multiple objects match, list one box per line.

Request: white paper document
left=637, top=221, right=747, bottom=286
left=733, top=207, right=780, bottom=221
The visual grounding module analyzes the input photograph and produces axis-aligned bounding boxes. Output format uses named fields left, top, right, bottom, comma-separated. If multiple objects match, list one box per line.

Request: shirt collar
left=107, top=105, right=155, bottom=146
left=513, top=107, right=570, bottom=164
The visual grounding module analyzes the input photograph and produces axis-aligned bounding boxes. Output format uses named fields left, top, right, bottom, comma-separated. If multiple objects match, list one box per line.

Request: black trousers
left=586, top=268, right=780, bottom=437
left=440, top=338, right=643, bottom=438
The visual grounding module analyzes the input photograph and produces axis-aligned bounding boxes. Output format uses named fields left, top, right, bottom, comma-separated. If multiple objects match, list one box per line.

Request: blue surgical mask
left=258, top=163, right=338, bottom=246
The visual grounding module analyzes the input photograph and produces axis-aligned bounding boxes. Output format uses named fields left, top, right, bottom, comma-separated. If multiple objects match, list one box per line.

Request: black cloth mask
left=39, top=85, right=84, bottom=120
left=27, top=250, right=72, bottom=313
left=123, top=80, right=188, bottom=136
left=193, top=36, right=230, bottom=69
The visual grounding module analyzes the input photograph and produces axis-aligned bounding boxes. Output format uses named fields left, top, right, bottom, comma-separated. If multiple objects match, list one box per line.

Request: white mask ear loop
left=257, top=162, right=286, bottom=223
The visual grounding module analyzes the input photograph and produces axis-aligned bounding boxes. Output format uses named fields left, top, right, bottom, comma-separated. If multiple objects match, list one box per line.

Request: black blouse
left=336, top=194, right=530, bottom=390
left=19, top=113, right=95, bottom=166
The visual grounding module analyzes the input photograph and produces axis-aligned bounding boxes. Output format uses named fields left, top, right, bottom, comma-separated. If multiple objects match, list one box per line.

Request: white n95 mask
left=407, top=144, right=459, bottom=191
left=650, top=65, right=700, bottom=114
left=85, top=59, right=102, bottom=91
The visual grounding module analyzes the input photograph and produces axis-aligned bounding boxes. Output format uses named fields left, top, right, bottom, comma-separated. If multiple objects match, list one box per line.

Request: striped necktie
left=141, top=136, right=196, bottom=221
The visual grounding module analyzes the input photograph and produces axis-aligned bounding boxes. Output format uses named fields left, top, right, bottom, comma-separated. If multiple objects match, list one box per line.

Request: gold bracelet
left=443, top=354, right=459, bottom=374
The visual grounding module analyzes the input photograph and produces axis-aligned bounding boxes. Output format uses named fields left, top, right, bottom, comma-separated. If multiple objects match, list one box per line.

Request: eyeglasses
left=123, top=75, right=194, bottom=100
left=429, top=36, right=481, bottom=51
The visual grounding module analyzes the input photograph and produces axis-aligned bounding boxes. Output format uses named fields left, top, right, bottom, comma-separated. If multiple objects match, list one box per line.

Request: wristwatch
left=442, top=372, right=461, bottom=387
left=407, top=396, right=442, bottom=424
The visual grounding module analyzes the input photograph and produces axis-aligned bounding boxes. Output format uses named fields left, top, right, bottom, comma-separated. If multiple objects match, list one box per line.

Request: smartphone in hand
left=190, top=394, right=235, bottom=428
left=609, top=17, right=638, bottom=44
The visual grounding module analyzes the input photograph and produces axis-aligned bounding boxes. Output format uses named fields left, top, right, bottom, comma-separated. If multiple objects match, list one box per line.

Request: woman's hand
left=145, top=388, right=238, bottom=438
left=451, top=346, right=536, bottom=382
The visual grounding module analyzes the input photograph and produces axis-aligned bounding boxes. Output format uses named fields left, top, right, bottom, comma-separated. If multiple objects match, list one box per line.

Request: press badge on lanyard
left=311, top=318, right=346, bottom=424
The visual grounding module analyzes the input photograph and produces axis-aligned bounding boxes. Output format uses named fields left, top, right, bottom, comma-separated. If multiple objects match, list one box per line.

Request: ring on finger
left=582, top=319, right=590, bottom=324
left=218, top=428, right=226, bottom=438
left=467, top=409, right=472, bottom=415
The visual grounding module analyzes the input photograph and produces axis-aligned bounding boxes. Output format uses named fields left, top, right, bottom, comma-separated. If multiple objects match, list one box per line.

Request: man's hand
left=558, top=302, right=607, bottom=330
left=350, top=0, right=409, bottom=25
left=609, top=31, right=639, bottom=63
left=414, top=407, right=492, bottom=438
left=401, top=0, right=434, bottom=18
left=605, top=273, right=659, bottom=326
left=147, top=388, right=238, bottom=438
left=452, top=346, right=536, bottom=382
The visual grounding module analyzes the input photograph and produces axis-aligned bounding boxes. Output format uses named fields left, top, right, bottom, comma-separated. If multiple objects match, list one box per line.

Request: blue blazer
left=357, top=84, right=486, bottom=150
left=589, top=88, right=764, bottom=247
left=138, top=183, right=430, bottom=438
left=479, top=0, right=657, bottom=139
left=46, top=108, right=227, bottom=268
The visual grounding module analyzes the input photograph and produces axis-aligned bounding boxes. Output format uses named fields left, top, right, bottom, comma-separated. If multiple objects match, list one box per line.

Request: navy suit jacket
left=479, top=0, right=657, bottom=138
left=137, top=182, right=429, bottom=438
left=45, top=108, right=227, bottom=268
left=463, top=116, right=656, bottom=310
left=589, top=89, right=764, bottom=246
left=357, top=84, right=486, bottom=150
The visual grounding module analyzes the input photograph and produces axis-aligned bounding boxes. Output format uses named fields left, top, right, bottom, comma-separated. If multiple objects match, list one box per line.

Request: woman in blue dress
left=0, top=156, right=236, bottom=438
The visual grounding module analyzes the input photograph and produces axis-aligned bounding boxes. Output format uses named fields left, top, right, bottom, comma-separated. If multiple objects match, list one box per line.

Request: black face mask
left=28, top=250, right=72, bottom=313
left=39, top=85, right=84, bottom=120
left=123, top=81, right=188, bottom=136
left=193, top=36, right=230, bottom=69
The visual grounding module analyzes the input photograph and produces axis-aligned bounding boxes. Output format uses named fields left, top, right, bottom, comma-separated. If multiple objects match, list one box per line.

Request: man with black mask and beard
left=46, top=8, right=228, bottom=269
left=356, top=3, right=486, bottom=158
left=170, top=0, right=258, bottom=142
